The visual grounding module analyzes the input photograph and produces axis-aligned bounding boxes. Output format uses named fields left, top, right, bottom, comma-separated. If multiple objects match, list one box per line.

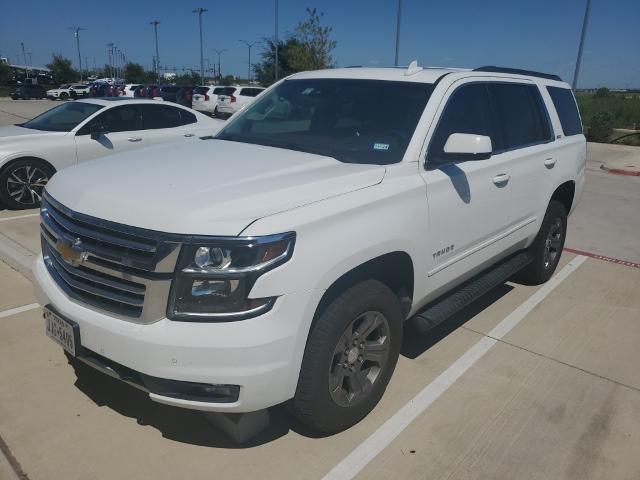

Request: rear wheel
left=60, top=92, right=68, bottom=100
left=291, top=280, right=402, bottom=433
left=0, top=159, right=54, bottom=209
left=518, top=201, right=567, bottom=284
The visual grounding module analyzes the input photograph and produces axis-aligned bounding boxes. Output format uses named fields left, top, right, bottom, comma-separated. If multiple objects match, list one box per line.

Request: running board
left=412, top=252, right=532, bottom=330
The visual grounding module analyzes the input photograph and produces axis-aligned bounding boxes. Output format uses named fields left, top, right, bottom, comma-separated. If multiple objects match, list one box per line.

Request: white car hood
left=0, top=125, right=66, bottom=145
left=45, top=139, right=386, bottom=236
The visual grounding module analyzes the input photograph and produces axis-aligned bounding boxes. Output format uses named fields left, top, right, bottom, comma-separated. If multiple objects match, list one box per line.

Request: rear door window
left=84, top=105, right=143, bottom=133
left=428, top=83, right=494, bottom=164
left=141, top=104, right=182, bottom=129
left=180, top=109, right=197, bottom=125
left=488, top=83, right=553, bottom=150
left=546, top=86, right=583, bottom=136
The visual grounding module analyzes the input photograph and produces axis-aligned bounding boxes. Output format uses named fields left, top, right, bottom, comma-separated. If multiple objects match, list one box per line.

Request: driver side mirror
left=90, top=124, right=108, bottom=140
left=443, top=133, right=492, bottom=160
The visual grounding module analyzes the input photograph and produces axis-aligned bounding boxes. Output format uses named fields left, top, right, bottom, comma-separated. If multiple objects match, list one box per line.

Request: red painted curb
left=565, top=247, right=640, bottom=269
left=599, top=164, right=640, bottom=177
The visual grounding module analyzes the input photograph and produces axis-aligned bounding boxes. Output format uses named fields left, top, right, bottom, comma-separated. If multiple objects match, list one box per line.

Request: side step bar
left=412, top=252, right=532, bottom=330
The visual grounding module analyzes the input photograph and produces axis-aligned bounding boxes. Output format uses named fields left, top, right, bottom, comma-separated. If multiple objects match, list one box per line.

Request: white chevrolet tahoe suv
left=33, top=64, right=585, bottom=434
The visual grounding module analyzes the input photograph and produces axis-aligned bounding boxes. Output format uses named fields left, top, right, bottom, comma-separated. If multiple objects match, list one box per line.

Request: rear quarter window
left=546, top=86, right=583, bottom=136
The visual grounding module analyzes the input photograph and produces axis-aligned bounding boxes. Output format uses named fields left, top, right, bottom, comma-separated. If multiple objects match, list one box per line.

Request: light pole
left=394, top=0, right=402, bottom=66
left=572, top=0, right=592, bottom=90
left=239, top=40, right=259, bottom=83
left=211, top=48, right=227, bottom=83
left=275, top=0, right=279, bottom=81
left=150, top=20, right=161, bottom=83
left=21, top=43, right=29, bottom=78
left=107, top=43, right=114, bottom=79
left=193, top=8, right=208, bottom=84
left=69, top=27, right=86, bottom=81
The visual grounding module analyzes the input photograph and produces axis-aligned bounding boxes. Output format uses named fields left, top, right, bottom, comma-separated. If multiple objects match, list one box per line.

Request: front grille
left=41, top=192, right=181, bottom=322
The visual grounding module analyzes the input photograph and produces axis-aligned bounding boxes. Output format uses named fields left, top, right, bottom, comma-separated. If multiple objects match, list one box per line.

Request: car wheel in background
left=291, top=279, right=402, bottom=433
left=0, top=159, right=55, bottom=209
left=60, top=92, right=68, bottom=100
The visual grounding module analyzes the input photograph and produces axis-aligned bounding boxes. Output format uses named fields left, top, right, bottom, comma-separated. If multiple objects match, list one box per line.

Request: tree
left=46, top=55, right=78, bottom=84
left=587, top=111, right=613, bottom=142
left=220, top=75, right=236, bottom=86
left=593, top=87, right=610, bottom=99
left=123, top=62, right=153, bottom=83
left=289, top=8, right=336, bottom=71
left=253, top=8, right=336, bottom=86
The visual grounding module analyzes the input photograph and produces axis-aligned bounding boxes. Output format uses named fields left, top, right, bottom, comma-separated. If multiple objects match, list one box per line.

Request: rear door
left=486, top=81, right=557, bottom=243
left=141, top=104, right=201, bottom=144
left=74, top=104, right=148, bottom=162
left=421, top=80, right=515, bottom=290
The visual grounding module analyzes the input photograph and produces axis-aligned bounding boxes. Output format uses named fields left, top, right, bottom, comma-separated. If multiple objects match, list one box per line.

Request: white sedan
left=0, top=98, right=224, bottom=209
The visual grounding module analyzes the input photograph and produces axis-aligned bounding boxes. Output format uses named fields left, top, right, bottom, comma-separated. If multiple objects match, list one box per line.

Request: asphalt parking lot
left=1, top=99, right=640, bottom=480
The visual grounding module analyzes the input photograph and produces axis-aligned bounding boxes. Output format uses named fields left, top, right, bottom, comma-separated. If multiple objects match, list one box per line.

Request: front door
left=74, top=104, right=148, bottom=163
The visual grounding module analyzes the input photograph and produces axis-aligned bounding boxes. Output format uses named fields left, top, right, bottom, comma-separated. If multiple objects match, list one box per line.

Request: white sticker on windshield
left=373, top=143, right=390, bottom=151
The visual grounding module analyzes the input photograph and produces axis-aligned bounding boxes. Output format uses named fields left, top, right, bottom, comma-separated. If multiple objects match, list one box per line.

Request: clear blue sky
left=1, top=0, right=638, bottom=88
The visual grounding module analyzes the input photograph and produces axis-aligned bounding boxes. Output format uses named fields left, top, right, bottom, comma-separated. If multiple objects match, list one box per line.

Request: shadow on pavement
left=401, top=283, right=514, bottom=359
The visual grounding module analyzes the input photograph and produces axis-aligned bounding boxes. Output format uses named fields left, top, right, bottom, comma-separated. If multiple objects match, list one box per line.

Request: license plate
left=44, top=307, right=80, bottom=357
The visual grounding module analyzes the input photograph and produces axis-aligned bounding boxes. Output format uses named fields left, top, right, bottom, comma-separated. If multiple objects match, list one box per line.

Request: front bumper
left=33, top=254, right=315, bottom=412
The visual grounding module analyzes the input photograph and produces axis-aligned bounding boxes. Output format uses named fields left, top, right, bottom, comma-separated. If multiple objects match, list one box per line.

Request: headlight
left=168, top=232, right=295, bottom=321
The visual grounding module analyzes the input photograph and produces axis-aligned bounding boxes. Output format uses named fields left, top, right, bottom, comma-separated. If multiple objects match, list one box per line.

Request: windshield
left=194, top=86, right=209, bottom=94
left=21, top=102, right=104, bottom=132
left=216, top=79, right=434, bottom=164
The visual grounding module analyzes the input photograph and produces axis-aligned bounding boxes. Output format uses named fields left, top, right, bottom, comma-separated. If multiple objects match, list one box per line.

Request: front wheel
left=0, top=159, right=54, bottom=209
left=291, top=279, right=402, bottom=433
left=518, top=200, right=567, bottom=284
left=60, top=92, right=68, bottom=100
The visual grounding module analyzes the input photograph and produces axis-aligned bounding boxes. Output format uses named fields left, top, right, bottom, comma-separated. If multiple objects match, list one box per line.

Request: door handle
left=127, top=137, right=142, bottom=142
left=544, top=157, right=557, bottom=168
left=182, top=132, right=195, bottom=137
left=492, top=173, right=510, bottom=185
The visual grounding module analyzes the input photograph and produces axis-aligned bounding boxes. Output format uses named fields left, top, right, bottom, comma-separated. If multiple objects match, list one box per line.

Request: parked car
left=32, top=64, right=585, bottom=435
left=159, top=85, right=193, bottom=107
left=192, top=86, right=226, bottom=116
left=69, top=84, right=91, bottom=98
left=216, top=85, right=265, bottom=117
left=46, top=84, right=73, bottom=100
left=123, top=84, right=143, bottom=97
left=0, top=98, right=224, bottom=209
left=89, top=82, right=109, bottom=97
left=10, top=84, right=47, bottom=100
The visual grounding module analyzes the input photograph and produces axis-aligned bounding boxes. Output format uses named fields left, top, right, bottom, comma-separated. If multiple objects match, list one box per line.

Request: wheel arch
left=0, top=156, right=57, bottom=176
left=550, top=180, right=575, bottom=214
left=312, top=251, right=415, bottom=330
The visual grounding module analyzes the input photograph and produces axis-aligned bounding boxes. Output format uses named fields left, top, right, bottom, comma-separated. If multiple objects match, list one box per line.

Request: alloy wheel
left=6, top=165, right=49, bottom=206
left=329, top=310, right=391, bottom=407
left=543, top=217, right=563, bottom=269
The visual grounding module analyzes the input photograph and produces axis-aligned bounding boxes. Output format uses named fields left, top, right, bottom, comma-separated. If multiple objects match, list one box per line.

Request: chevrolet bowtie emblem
left=56, top=238, right=88, bottom=267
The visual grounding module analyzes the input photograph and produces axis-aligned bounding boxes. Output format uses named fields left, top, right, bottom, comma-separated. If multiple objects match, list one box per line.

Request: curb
left=599, top=164, right=640, bottom=177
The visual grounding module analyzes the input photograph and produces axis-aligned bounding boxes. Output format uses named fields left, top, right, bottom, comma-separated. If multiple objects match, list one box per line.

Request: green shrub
left=586, top=111, right=614, bottom=142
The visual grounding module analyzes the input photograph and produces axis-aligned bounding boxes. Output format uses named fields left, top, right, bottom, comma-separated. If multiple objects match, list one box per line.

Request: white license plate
left=44, top=307, right=79, bottom=356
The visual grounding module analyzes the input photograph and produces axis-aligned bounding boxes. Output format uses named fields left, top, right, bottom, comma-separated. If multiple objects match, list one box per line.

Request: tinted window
left=22, top=101, right=104, bottom=132
left=180, top=109, right=197, bottom=125
left=240, top=88, right=263, bottom=97
left=546, top=86, right=582, bottom=136
left=194, top=86, right=209, bottom=95
left=217, top=79, right=434, bottom=165
left=429, top=83, right=494, bottom=164
left=488, top=83, right=552, bottom=150
left=213, top=87, right=224, bottom=94
left=219, top=87, right=236, bottom=96
left=141, top=104, right=182, bottom=129
left=82, top=105, right=142, bottom=134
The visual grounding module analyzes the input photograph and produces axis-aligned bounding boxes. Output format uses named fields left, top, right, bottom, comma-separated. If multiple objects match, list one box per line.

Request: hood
left=0, top=125, right=66, bottom=141
left=45, top=139, right=386, bottom=236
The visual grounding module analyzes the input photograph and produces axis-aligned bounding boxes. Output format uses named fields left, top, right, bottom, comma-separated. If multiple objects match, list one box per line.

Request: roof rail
left=473, top=66, right=562, bottom=82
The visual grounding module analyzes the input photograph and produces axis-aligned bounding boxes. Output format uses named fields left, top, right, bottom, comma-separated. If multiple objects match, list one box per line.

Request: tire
left=60, top=92, right=68, bottom=100
left=0, top=159, right=54, bottom=209
left=517, top=200, right=567, bottom=285
left=291, top=279, right=403, bottom=433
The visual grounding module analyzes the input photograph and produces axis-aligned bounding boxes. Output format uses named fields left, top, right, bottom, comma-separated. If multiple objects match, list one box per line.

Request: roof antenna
left=405, top=60, right=423, bottom=76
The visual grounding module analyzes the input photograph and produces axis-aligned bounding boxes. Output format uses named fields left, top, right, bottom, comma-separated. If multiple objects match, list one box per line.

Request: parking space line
left=323, top=255, right=587, bottom=480
left=0, top=303, right=40, bottom=319
left=0, top=213, right=39, bottom=223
